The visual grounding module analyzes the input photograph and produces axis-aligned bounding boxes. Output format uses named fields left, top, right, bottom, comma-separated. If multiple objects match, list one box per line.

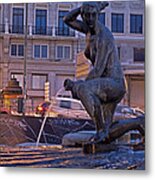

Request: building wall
left=0, top=1, right=145, bottom=109
left=0, top=2, right=79, bottom=107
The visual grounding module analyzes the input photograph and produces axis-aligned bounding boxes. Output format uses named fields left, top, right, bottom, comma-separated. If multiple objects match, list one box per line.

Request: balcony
left=31, top=26, right=52, bottom=36
left=55, top=27, right=75, bottom=37
left=0, top=24, right=5, bottom=33
left=0, top=24, right=76, bottom=37
left=9, top=25, right=25, bottom=34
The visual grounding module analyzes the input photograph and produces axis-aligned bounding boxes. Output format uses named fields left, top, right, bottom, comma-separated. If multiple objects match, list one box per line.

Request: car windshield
left=41, top=102, right=51, bottom=107
left=71, top=101, right=85, bottom=110
left=51, top=99, right=71, bottom=109
left=50, top=98, right=86, bottom=110
left=59, top=100, right=71, bottom=109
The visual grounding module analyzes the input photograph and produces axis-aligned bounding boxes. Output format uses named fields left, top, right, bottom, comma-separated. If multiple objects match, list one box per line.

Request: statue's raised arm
left=63, top=1, right=109, bottom=34
left=63, top=7, right=88, bottom=34
left=98, top=1, right=109, bottom=11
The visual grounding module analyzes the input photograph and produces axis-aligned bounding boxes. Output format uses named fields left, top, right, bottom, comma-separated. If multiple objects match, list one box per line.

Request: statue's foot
left=91, top=131, right=109, bottom=143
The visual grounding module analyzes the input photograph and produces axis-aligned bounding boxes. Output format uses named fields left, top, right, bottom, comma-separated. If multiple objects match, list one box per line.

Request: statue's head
left=81, top=1, right=109, bottom=28
left=81, top=2, right=99, bottom=29
left=64, top=79, right=74, bottom=91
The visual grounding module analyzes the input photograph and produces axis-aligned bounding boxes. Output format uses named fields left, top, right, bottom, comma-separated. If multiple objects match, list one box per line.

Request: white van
left=46, top=97, right=90, bottom=119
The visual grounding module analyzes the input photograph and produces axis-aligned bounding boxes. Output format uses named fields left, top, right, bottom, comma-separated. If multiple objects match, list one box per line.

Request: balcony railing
left=0, top=24, right=5, bottom=33
left=0, top=24, right=76, bottom=37
left=31, top=26, right=52, bottom=36
left=9, top=25, right=25, bottom=34
left=55, top=27, right=75, bottom=37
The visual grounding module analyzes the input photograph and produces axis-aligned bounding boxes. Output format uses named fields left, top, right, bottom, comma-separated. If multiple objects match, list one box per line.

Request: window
left=56, top=45, right=71, bottom=60
left=42, top=45, right=47, bottom=58
left=134, top=48, right=145, bottom=62
left=112, top=13, right=124, bottom=33
left=11, top=44, right=24, bottom=57
left=57, top=10, right=69, bottom=36
left=35, top=9, right=47, bottom=35
left=18, top=45, right=24, bottom=56
left=64, top=46, right=70, bottom=59
left=34, top=45, right=40, bottom=58
left=32, top=74, right=47, bottom=89
left=99, top=13, right=105, bottom=25
left=11, top=73, right=23, bottom=87
left=12, top=8, right=24, bottom=34
left=11, top=45, right=17, bottom=56
left=130, top=15, right=143, bottom=34
left=34, top=45, right=48, bottom=58
left=57, top=46, right=63, bottom=59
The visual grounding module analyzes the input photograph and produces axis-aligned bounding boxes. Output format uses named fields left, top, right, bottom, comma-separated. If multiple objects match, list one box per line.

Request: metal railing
left=0, top=24, right=76, bottom=37
left=55, top=27, right=75, bottom=37
left=9, top=25, right=25, bottom=34
left=31, top=26, right=52, bottom=36
left=0, top=24, right=5, bottom=33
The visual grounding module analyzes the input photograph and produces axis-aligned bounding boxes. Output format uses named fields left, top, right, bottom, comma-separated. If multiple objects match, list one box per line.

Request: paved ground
left=0, top=144, right=145, bottom=169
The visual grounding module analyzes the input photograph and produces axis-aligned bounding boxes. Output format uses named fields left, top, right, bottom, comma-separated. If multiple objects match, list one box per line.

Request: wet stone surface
left=0, top=115, right=145, bottom=169
left=0, top=144, right=145, bottom=169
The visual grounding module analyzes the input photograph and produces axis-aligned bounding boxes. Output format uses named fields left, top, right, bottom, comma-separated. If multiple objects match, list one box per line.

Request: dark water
left=0, top=143, right=145, bottom=169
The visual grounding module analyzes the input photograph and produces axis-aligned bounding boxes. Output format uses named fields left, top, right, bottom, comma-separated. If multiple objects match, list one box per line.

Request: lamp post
left=23, top=3, right=28, bottom=116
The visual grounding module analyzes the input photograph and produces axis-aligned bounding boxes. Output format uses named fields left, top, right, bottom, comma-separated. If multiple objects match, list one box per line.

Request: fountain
left=55, top=86, right=72, bottom=97
left=36, top=100, right=54, bottom=146
left=36, top=86, right=73, bottom=146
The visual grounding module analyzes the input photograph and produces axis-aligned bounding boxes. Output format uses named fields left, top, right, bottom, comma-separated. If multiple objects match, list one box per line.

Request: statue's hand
left=99, top=1, right=109, bottom=11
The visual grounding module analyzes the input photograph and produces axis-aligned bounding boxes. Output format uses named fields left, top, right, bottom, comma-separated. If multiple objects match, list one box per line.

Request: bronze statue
left=63, top=2, right=126, bottom=142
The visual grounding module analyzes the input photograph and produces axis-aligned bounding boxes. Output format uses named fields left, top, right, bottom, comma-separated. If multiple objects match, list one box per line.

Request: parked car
left=35, top=97, right=90, bottom=119
left=46, top=97, right=90, bottom=119
left=114, top=104, right=144, bottom=121
left=36, top=101, right=51, bottom=117
left=35, top=97, right=144, bottom=120
left=47, top=100, right=144, bottom=120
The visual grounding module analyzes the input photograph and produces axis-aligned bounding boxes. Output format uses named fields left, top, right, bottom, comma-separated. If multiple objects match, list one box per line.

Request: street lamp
left=23, top=3, right=28, bottom=116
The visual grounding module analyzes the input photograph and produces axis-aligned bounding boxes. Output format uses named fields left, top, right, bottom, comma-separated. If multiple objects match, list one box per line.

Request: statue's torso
left=84, top=24, right=124, bottom=80
left=84, top=33, right=97, bottom=65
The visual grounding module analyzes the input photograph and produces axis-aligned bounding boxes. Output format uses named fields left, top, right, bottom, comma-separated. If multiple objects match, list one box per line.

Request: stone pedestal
left=62, top=131, right=96, bottom=146
left=62, top=130, right=118, bottom=154
left=83, top=142, right=118, bottom=154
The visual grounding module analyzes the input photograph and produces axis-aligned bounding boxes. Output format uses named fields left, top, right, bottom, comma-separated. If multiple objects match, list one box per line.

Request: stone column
left=48, top=72, right=56, bottom=97
left=75, top=31, right=78, bottom=38
left=52, top=26, right=56, bottom=36
left=4, top=18, right=9, bottom=34
left=29, top=25, right=32, bottom=35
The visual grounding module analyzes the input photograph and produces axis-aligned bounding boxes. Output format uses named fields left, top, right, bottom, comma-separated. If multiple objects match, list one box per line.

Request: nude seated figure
left=63, top=1, right=126, bottom=142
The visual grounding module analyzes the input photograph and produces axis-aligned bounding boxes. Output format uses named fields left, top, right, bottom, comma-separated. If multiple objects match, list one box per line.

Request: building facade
left=76, top=0, right=145, bottom=109
left=0, top=1, right=145, bottom=109
left=0, top=2, right=81, bottom=107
